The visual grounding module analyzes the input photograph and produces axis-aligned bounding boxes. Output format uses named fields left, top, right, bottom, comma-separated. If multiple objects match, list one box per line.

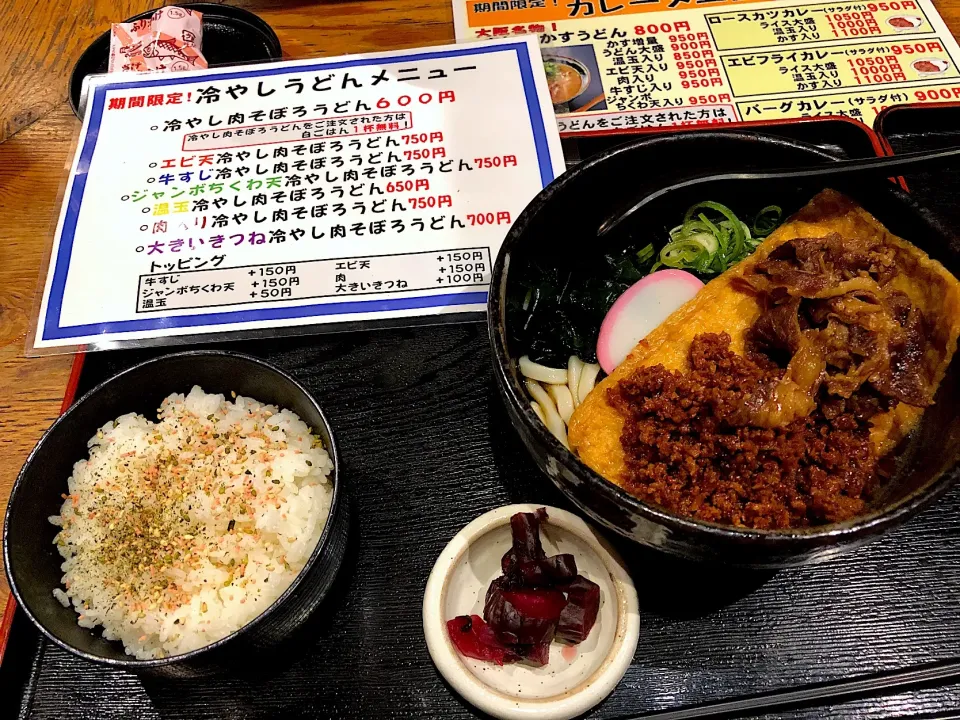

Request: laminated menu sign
left=452, top=0, right=960, bottom=133
left=32, top=38, right=564, bottom=351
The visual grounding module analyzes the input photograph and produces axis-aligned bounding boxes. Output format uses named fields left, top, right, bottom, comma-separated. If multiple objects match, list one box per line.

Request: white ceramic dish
left=422, top=504, right=640, bottom=720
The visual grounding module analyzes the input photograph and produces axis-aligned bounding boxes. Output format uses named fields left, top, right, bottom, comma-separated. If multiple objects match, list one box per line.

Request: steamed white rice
left=49, top=386, right=333, bottom=659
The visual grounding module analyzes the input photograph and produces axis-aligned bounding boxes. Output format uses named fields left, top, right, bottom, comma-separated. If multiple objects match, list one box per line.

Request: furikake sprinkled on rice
left=50, top=386, right=333, bottom=659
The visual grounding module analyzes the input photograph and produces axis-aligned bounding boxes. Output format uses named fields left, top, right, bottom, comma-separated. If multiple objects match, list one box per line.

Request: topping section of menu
left=452, top=0, right=960, bottom=132
left=137, top=249, right=492, bottom=313
left=33, top=38, right=564, bottom=350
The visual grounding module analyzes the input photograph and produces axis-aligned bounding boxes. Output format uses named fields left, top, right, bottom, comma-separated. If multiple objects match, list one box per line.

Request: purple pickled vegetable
left=501, top=508, right=576, bottom=586
left=446, top=615, right=520, bottom=666
left=542, top=553, right=578, bottom=581
left=448, top=508, right=602, bottom=669
left=508, top=555, right=577, bottom=586
left=556, top=576, right=601, bottom=644
left=557, top=574, right=600, bottom=597
left=519, top=641, right=551, bottom=667
left=503, top=589, right=568, bottom=620
left=484, top=583, right=562, bottom=645
left=507, top=509, right=548, bottom=567
left=501, top=548, right=518, bottom=577
left=485, top=576, right=510, bottom=607
left=516, top=560, right=547, bottom=586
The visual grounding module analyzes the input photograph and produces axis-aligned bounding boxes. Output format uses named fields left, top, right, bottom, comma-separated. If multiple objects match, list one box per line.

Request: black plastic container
left=69, top=3, right=282, bottom=118
left=4, top=351, right=347, bottom=677
left=489, top=130, right=960, bottom=568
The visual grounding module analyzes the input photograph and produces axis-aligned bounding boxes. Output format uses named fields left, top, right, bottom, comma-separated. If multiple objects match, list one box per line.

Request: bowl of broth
left=544, top=57, right=590, bottom=106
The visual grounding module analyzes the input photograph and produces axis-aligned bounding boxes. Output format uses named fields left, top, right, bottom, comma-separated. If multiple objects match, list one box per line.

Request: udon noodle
left=519, top=355, right=601, bottom=448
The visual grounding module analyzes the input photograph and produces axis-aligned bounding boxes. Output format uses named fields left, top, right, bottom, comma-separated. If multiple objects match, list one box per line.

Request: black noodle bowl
left=488, top=130, right=960, bottom=567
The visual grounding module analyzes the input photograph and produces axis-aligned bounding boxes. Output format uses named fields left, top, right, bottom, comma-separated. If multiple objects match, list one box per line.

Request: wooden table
left=0, top=0, right=958, bottom=615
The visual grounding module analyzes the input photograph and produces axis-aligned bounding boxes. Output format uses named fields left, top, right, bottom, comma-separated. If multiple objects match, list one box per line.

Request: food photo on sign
left=4, top=1, right=960, bottom=719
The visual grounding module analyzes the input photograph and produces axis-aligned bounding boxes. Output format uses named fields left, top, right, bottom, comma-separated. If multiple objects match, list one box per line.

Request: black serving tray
left=6, top=118, right=960, bottom=719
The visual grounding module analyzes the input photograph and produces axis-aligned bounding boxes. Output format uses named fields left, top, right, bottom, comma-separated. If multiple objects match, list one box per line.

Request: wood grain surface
left=0, top=0, right=955, bottom=619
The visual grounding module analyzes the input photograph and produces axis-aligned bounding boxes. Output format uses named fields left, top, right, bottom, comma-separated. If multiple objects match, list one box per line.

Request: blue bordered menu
left=33, top=38, right=564, bottom=351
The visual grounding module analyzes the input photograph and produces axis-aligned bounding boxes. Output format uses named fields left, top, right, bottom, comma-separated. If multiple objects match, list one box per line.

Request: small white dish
left=423, top=504, right=639, bottom=720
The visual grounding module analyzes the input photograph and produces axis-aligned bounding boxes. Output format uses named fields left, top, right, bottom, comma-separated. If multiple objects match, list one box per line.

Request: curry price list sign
left=453, top=0, right=960, bottom=132
left=34, top=38, right=564, bottom=350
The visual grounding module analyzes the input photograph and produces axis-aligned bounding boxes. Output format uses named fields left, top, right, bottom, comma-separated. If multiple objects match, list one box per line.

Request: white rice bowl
left=49, top=386, right=334, bottom=660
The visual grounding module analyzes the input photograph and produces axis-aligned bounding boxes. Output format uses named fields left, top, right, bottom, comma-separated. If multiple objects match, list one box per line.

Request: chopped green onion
left=636, top=243, right=655, bottom=264
left=652, top=201, right=781, bottom=275
left=752, top=205, right=783, bottom=237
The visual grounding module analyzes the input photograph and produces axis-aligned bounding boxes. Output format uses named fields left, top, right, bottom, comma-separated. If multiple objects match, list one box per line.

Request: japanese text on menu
left=453, top=0, right=960, bottom=133
left=34, top=38, right=564, bottom=350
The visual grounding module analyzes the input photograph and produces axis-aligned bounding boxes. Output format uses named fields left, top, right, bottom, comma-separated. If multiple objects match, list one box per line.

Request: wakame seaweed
left=507, top=243, right=656, bottom=366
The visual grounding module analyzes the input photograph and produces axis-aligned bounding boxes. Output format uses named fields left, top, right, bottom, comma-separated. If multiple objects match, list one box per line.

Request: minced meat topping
left=606, top=230, right=941, bottom=530
left=607, top=231, right=941, bottom=530
left=609, top=333, right=885, bottom=529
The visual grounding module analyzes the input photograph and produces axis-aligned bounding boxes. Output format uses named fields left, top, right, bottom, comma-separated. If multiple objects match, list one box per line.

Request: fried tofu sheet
left=568, top=189, right=960, bottom=485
